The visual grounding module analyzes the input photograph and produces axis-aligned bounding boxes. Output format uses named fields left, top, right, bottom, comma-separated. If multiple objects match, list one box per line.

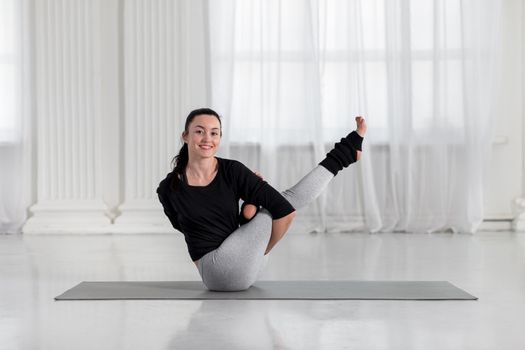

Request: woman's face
left=183, top=114, right=222, bottom=160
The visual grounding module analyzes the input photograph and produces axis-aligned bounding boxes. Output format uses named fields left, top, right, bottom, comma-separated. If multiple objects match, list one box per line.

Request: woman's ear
left=181, top=131, right=188, bottom=143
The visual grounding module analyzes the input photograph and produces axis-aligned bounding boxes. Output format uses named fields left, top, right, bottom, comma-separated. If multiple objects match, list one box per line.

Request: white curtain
left=207, top=0, right=503, bottom=233
left=0, top=0, right=504, bottom=234
left=0, top=0, right=32, bottom=234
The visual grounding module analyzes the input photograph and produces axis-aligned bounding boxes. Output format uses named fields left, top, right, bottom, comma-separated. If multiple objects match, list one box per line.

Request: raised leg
left=241, top=115, right=366, bottom=222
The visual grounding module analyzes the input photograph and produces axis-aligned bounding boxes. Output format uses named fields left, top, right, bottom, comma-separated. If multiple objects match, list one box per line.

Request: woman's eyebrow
left=195, top=125, right=220, bottom=130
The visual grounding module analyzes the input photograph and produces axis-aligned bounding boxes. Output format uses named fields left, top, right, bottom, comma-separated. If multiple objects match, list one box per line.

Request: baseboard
left=477, top=219, right=513, bottom=231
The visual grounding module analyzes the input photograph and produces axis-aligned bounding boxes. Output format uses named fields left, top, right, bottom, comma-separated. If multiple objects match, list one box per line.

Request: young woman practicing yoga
left=157, top=108, right=367, bottom=291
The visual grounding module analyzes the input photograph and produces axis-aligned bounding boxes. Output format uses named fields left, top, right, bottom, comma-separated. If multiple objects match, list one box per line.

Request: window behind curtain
left=0, top=0, right=21, bottom=145
left=321, top=0, right=463, bottom=137
left=223, top=0, right=464, bottom=144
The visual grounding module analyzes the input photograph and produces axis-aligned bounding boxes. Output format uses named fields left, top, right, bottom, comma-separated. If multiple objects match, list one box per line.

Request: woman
left=157, top=108, right=366, bottom=291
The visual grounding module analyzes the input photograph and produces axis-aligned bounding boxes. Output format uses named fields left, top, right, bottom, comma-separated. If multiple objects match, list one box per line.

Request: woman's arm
left=157, top=176, right=182, bottom=232
left=232, top=160, right=297, bottom=254
left=264, top=210, right=296, bottom=255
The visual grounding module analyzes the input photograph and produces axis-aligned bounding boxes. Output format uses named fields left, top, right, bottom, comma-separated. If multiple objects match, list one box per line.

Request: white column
left=113, top=0, right=207, bottom=233
left=23, top=0, right=112, bottom=233
left=512, top=0, right=525, bottom=231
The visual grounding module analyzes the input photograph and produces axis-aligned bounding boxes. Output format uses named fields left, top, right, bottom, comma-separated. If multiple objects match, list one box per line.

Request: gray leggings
left=196, top=165, right=334, bottom=291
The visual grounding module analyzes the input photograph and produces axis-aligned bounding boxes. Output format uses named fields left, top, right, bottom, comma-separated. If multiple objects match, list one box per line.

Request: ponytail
left=170, top=143, right=189, bottom=191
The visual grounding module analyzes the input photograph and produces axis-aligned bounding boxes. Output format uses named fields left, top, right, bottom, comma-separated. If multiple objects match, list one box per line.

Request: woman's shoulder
left=216, top=157, right=247, bottom=173
left=157, top=171, right=176, bottom=193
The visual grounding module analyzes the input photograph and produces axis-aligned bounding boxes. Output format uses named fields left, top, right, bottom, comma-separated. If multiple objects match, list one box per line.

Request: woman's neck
left=185, top=157, right=218, bottom=179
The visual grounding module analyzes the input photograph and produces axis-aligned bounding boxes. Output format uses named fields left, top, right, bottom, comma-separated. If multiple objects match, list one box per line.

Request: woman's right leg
left=197, top=208, right=273, bottom=291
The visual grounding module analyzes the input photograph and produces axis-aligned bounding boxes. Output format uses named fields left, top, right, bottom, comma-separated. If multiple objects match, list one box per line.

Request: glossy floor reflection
left=1, top=231, right=524, bottom=350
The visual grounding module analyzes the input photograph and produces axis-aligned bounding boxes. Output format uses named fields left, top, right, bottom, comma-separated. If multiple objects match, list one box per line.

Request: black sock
left=347, top=130, right=363, bottom=151
left=319, top=131, right=363, bottom=176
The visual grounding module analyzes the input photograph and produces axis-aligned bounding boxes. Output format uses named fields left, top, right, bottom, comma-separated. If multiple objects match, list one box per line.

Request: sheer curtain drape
left=0, top=0, right=32, bottom=234
left=0, top=0, right=504, bottom=234
left=207, top=0, right=502, bottom=233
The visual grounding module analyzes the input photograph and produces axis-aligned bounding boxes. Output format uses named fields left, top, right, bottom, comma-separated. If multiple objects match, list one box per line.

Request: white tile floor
left=1, top=231, right=525, bottom=350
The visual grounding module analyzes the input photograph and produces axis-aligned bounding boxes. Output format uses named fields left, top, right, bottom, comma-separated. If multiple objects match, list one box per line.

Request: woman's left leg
left=197, top=165, right=334, bottom=291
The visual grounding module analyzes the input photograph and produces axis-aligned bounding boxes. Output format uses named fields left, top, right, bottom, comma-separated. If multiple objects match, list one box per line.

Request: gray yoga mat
left=55, top=280, right=477, bottom=300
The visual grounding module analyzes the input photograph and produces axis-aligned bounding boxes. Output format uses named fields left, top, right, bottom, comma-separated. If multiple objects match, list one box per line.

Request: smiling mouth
left=199, top=145, right=213, bottom=150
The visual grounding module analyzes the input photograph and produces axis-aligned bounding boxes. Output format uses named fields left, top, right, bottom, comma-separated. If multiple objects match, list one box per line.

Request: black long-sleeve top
left=156, top=157, right=296, bottom=262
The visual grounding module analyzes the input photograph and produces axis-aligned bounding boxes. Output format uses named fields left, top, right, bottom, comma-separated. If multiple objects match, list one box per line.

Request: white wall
left=24, top=0, right=209, bottom=233
left=483, top=0, right=524, bottom=229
